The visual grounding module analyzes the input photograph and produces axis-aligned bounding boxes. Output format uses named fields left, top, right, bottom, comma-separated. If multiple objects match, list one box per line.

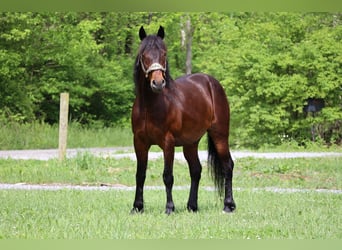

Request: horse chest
left=145, top=107, right=176, bottom=135
left=135, top=105, right=181, bottom=144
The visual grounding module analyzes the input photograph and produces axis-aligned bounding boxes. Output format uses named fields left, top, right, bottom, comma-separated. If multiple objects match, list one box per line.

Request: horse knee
left=163, top=172, right=174, bottom=186
left=189, top=166, right=202, bottom=181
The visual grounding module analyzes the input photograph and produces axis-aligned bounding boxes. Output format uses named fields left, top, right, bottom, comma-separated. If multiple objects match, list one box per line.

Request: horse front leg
left=132, top=138, right=150, bottom=213
left=162, top=138, right=175, bottom=214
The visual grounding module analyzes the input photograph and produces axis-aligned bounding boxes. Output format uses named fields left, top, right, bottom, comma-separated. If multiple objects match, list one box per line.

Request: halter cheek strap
left=140, top=58, right=166, bottom=78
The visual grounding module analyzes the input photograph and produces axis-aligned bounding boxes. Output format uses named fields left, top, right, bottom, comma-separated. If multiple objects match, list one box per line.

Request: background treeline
left=0, top=12, right=341, bottom=148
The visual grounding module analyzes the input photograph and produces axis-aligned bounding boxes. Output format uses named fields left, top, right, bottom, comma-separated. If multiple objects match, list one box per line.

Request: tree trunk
left=181, top=15, right=192, bottom=75
left=185, top=18, right=192, bottom=75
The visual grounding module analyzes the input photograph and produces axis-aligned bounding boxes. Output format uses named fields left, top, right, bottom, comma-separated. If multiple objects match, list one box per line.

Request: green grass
left=0, top=122, right=133, bottom=150
left=0, top=189, right=341, bottom=239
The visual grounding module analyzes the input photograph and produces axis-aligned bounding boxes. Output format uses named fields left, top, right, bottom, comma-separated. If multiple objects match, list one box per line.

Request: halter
left=140, top=57, right=166, bottom=78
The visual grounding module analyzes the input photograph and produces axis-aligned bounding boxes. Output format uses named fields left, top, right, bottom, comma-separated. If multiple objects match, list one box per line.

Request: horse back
left=175, top=73, right=229, bottom=117
left=177, top=72, right=230, bottom=130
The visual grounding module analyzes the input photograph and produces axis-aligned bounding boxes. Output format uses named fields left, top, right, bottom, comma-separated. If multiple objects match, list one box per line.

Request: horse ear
left=157, top=26, right=165, bottom=39
left=139, top=26, right=147, bottom=41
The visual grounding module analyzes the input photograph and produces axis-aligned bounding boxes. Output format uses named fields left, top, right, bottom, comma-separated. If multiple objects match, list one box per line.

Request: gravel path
left=0, top=183, right=341, bottom=194
left=0, top=147, right=341, bottom=161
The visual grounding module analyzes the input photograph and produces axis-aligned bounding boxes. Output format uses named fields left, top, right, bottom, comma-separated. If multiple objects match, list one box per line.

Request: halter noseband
left=140, top=57, right=166, bottom=78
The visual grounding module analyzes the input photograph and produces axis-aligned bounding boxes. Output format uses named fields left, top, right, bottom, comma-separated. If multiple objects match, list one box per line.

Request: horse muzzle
left=149, top=68, right=166, bottom=93
left=150, top=78, right=166, bottom=93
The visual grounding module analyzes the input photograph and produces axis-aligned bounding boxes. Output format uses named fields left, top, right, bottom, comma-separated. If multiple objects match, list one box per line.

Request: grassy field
left=0, top=122, right=134, bottom=150
left=0, top=188, right=341, bottom=239
left=0, top=155, right=341, bottom=239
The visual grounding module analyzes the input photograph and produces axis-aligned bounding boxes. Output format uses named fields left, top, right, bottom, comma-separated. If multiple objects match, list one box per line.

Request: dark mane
left=133, top=35, right=172, bottom=93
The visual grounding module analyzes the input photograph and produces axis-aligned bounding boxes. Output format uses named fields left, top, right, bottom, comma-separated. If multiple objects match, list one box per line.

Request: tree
left=0, top=13, right=35, bottom=122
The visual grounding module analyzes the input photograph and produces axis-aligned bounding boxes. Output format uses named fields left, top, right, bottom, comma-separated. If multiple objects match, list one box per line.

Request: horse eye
left=161, top=51, right=166, bottom=58
left=142, top=56, right=151, bottom=65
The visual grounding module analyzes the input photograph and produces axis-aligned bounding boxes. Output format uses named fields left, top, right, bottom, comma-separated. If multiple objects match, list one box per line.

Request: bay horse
left=131, top=26, right=236, bottom=214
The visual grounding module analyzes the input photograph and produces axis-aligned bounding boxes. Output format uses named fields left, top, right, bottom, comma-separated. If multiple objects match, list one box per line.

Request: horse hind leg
left=207, top=131, right=236, bottom=213
left=223, top=151, right=236, bottom=213
left=183, top=143, right=202, bottom=212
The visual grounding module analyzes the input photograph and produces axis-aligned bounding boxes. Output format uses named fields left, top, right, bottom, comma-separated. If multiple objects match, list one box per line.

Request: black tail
left=207, top=134, right=225, bottom=196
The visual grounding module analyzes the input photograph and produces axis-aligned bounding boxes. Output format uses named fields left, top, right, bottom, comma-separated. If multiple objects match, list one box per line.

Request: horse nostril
left=151, top=79, right=165, bottom=87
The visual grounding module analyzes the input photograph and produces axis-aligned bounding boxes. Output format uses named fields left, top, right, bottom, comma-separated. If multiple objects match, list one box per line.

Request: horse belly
left=172, top=108, right=212, bottom=146
left=174, top=129, right=207, bottom=146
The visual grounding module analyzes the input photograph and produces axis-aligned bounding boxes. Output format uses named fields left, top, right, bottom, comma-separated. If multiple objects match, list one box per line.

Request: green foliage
left=190, top=13, right=341, bottom=147
left=0, top=12, right=341, bottom=147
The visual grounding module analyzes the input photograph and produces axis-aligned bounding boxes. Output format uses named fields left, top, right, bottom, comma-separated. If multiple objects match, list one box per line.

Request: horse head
left=138, top=26, right=168, bottom=93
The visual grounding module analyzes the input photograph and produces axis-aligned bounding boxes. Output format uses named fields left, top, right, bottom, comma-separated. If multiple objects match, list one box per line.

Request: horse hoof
left=222, top=207, right=234, bottom=213
left=131, top=207, right=144, bottom=214
left=165, top=207, right=175, bottom=215
left=223, top=203, right=236, bottom=213
left=187, top=205, right=198, bottom=213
